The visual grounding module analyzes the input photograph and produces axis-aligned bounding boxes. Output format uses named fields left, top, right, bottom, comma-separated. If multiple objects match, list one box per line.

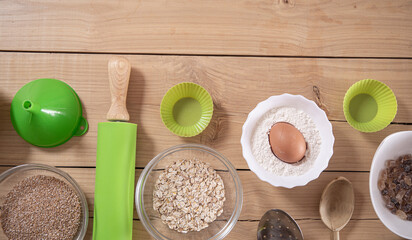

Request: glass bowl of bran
left=0, top=164, right=88, bottom=240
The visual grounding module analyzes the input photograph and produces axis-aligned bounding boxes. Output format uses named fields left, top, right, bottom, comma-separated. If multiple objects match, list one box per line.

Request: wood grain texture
left=84, top=219, right=403, bottom=240
left=0, top=0, right=411, bottom=57
left=0, top=167, right=401, bottom=239
left=1, top=0, right=411, bottom=238
left=0, top=167, right=378, bottom=220
left=1, top=53, right=411, bottom=122
left=0, top=52, right=411, bottom=170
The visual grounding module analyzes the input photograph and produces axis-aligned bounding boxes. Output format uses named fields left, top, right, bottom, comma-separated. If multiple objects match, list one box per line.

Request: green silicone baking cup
left=160, top=82, right=213, bottom=137
left=343, top=79, right=397, bottom=133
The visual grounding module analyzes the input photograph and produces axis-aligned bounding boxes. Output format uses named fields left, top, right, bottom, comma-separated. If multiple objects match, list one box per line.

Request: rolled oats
left=153, top=159, right=225, bottom=232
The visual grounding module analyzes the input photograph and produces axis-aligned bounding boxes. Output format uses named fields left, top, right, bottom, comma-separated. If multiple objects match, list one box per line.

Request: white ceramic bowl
left=241, top=94, right=334, bottom=188
left=370, top=131, right=412, bottom=239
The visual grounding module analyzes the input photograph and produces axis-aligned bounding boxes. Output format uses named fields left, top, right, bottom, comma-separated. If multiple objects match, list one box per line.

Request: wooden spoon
left=319, top=177, right=355, bottom=240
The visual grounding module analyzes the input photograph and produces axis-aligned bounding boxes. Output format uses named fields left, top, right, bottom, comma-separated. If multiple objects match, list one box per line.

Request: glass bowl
left=0, top=164, right=89, bottom=239
left=136, top=144, right=243, bottom=240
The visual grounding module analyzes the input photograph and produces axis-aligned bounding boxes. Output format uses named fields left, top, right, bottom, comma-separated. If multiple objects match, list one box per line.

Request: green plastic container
left=160, top=82, right=213, bottom=137
left=10, top=78, right=88, bottom=147
left=343, top=79, right=397, bottom=132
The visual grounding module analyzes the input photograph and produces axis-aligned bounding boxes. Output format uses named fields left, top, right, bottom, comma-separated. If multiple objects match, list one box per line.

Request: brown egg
left=268, top=122, right=306, bottom=164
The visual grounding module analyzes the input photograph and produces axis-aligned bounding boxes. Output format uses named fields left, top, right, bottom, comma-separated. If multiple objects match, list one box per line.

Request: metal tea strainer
left=257, top=209, right=304, bottom=240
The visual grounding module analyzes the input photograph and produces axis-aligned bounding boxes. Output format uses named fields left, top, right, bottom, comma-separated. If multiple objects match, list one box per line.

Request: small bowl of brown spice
left=370, top=131, right=412, bottom=239
left=0, top=164, right=88, bottom=240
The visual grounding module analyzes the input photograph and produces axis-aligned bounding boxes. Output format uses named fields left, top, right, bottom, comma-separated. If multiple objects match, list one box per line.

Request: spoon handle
left=332, top=231, right=340, bottom=240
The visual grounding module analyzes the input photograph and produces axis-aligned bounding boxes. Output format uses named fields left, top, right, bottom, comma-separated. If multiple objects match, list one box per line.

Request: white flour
left=251, top=107, right=321, bottom=176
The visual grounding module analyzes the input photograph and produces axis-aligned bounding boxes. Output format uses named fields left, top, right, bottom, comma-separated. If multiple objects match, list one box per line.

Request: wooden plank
left=0, top=167, right=381, bottom=220
left=226, top=219, right=402, bottom=240
left=0, top=106, right=411, bottom=170
left=1, top=53, right=411, bottom=170
left=84, top=219, right=402, bottom=240
left=238, top=171, right=375, bottom=220
left=1, top=102, right=411, bottom=171
left=0, top=0, right=411, bottom=57
left=1, top=53, right=411, bottom=122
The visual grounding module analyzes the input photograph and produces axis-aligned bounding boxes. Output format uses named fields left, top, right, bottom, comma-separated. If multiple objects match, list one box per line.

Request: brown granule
left=379, top=154, right=412, bottom=220
left=0, top=175, right=82, bottom=240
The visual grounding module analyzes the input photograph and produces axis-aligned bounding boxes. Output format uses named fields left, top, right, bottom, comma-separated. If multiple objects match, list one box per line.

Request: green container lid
left=10, top=78, right=88, bottom=147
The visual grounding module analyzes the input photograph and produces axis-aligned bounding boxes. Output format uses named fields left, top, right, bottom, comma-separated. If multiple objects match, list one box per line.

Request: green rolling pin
left=93, top=57, right=137, bottom=240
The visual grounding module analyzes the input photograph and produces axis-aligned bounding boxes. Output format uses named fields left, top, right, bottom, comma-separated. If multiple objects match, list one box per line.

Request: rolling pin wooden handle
left=107, top=56, right=131, bottom=121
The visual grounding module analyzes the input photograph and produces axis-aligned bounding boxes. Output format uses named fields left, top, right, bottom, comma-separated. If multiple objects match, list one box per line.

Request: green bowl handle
left=74, top=117, right=88, bottom=136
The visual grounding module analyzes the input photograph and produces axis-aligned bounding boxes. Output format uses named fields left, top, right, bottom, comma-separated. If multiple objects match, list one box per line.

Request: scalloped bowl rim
left=240, top=94, right=335, bottom=188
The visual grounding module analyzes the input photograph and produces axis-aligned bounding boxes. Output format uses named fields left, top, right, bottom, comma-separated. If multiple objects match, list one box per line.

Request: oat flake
left=153, top=159, right=225, bottom=232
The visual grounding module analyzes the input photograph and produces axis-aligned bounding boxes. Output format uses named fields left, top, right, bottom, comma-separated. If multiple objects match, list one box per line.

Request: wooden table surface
left=1, top=0, right=412, bottom=239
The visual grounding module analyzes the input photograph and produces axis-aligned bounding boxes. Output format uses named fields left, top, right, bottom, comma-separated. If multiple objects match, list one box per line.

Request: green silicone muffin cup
left=160, top=82, right=213, bottom=137
left=343, top=79, right=397, bottom=133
